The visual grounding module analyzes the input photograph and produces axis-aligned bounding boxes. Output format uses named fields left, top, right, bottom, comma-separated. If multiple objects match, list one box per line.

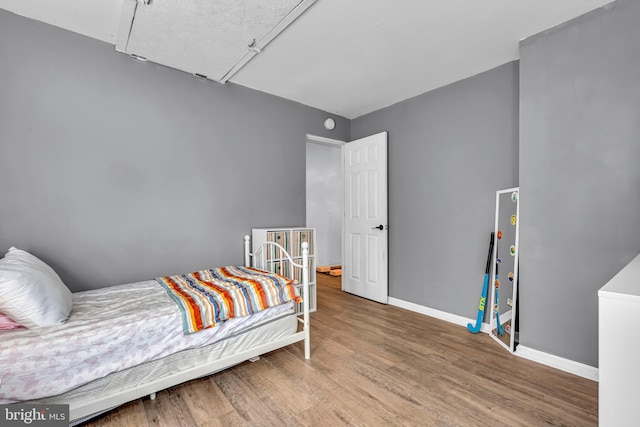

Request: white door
left=342, top=132, right=388, bottom=303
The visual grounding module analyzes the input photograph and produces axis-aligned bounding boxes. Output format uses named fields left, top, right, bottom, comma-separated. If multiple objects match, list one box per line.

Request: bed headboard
left=244, top=234, right=308, bottom=275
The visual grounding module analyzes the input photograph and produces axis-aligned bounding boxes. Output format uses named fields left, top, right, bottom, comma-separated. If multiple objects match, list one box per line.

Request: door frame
left=306, top=134, right=345, bottom=278
left=306, top=133, right=388, bottom=300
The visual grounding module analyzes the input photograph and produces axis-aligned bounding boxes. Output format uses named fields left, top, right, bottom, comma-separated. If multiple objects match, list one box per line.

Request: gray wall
left=351, top=62, right=519, bottom=322
left=306, top=141, right=342, bottom=266
left=519, top=0, right=640, bottom=367
left=0, top=10, right=349, bottom=291
left=4, top=1, right=638, bottom=369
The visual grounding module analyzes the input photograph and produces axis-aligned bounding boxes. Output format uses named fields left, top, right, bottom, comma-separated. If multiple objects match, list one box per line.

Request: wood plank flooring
left=81, top=274, right=597, bottom=426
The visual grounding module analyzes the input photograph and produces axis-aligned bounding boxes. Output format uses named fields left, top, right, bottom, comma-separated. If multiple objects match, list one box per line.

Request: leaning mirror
left=489, top=187, right=520, bottom=352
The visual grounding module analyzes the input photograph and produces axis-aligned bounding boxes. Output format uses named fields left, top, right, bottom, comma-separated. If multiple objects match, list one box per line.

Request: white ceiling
left=0, top=0, right=614, bottom=119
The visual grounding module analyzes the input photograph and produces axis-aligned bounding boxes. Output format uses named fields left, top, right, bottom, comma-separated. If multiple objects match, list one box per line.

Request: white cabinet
left=598, top=253, right=640, bottom=426
left=252, top=227, right=316, bottom=312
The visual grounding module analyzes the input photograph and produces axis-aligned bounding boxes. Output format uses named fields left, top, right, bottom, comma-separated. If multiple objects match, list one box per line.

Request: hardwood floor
left=82, top=274, right=597, bottom=426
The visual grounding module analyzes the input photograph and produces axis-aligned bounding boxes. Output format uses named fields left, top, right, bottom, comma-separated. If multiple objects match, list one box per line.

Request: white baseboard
left=388, top=297, right=599, bottom=382
left=388, top=297, right=492, bottom=334
left=515, top=345, right=599, bottom=382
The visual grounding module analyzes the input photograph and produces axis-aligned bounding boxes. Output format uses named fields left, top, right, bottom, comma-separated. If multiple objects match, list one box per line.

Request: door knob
left=372, top=225, right=384, bottom=230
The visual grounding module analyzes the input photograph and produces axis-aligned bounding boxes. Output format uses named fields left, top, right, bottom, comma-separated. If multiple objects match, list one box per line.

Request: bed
left=0, top=235, right=311, bottom=425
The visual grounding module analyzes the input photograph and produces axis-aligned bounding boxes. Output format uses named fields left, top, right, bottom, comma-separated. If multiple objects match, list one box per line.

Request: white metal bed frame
left=244, top=235, right=311, bottom=360
left=68, top=235, right=310, bottom=423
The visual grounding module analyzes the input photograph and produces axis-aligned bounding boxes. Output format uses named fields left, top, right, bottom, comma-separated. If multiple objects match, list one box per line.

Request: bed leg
left=249, top=356, right=260, bottom=362
left=305, top=325, right=311, bottom=359
left=302, top=243, right=311, bottom=360
left=149, top=392, right=156, bottom=400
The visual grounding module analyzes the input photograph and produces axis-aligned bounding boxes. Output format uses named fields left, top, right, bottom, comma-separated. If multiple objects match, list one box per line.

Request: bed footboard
left=244, top=235, right=311, bottom=359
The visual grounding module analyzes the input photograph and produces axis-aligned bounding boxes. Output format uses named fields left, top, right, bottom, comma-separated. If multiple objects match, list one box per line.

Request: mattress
left=30, top=310, right=297, bottom=413
left=0, top=279, right=294, bottom=404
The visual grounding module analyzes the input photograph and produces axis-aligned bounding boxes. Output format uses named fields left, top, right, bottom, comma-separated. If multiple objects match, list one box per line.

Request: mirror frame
left=489, top=187, right=520, bottom=352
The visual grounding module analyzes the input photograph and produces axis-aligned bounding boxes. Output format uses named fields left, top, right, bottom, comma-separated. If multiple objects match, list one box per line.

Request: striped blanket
left=156, top=266, right=301, bottom=334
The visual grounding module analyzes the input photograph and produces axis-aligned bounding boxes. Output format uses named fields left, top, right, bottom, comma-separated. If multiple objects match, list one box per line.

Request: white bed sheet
left=0, top=279, right=293, bottom=404
left=31, top=312, right=297, bottom=413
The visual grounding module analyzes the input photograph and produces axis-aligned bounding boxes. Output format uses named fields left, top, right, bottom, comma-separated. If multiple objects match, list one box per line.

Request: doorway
left=306, top=135, right=344, bottom=286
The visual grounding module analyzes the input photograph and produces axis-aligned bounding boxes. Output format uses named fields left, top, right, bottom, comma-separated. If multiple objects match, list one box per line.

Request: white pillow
left=0, top=247, right=73, bottom=328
